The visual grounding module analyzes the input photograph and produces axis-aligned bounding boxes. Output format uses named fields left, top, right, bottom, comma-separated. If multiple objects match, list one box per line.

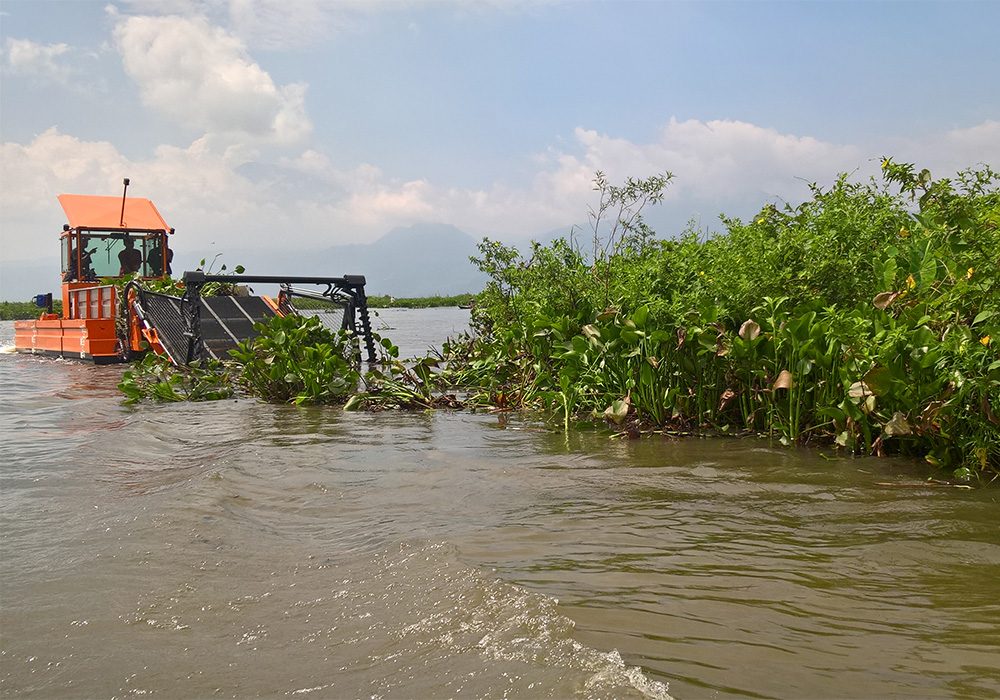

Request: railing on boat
left=69, top=285, right=117, bottom=320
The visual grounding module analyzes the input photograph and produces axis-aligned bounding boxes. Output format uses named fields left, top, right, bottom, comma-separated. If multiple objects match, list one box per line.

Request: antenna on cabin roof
left=119, top=178, right=130, bottom=227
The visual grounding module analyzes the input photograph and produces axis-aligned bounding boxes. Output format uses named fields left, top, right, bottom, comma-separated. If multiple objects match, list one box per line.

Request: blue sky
left=1, top=0, right=998, bottom=294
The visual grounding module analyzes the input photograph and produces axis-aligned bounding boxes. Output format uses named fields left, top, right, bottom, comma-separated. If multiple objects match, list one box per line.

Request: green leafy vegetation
left=121, top=315, right=359, bottom=406
left=119, top=353, right=235, bottom=403
left=291, top=293, right=475, bottom=310
left=115, top=161, right=998, bottom=482
left=366, top=293, right=476, bottom=309
left=444, top=163, right=999, bottom=481
left=228, top=314, right=360, bottom=405
left=1, top=300, right=63, bottom=320
left=119, top=313, right=459, bottom=411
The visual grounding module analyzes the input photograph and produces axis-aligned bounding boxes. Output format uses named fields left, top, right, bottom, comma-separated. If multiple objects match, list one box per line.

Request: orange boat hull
left=14, top=317, right=121, bottom=364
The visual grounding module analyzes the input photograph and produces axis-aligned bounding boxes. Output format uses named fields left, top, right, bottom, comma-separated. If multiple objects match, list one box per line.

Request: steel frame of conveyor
left=180, top=271, right=376, bottom=365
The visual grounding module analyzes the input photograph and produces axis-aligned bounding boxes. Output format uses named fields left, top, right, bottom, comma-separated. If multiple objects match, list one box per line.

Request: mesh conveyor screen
left=138, top=292, right=277, bottom=363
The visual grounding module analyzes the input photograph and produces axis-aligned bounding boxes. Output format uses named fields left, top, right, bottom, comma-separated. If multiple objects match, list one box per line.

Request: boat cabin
left=59, top=193, right=173, bottom=283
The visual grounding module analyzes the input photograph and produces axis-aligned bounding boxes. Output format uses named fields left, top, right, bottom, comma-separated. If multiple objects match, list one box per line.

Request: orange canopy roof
left=58, top=194, right=171, bottom=232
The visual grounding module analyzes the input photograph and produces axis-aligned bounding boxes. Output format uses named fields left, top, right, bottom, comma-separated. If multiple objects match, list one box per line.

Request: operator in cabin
left=63, top=236, right=96, bottom=282
left=146, top=238, right=173, bottom=276
left=118, top=236, right=142, bottom=275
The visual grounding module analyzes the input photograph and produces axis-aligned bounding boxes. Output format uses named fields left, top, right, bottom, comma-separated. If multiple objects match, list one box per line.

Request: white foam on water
left=339, top=540, right=675, bottom=699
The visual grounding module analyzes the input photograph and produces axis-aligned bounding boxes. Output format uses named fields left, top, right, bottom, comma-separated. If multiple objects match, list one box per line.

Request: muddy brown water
left=2, top=310, right=998, bottom=699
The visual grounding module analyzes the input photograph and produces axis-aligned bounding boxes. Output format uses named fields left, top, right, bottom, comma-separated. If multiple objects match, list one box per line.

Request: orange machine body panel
left=13, top=317, right=120, bottom=364
left=57, top=194, right=170, bottom=232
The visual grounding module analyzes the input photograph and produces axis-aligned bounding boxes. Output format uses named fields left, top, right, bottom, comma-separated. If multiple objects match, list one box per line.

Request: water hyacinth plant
left=121, top=311, right=461, bottom=411
left=446, top=164, right=999, bottom=481
left=228, top=314, right=361, bottom=405
left=117, top=162, right=998, bottom=481
left=119, top=353, right=235, bottom=403
left=121, top=314, right=361, bottom=406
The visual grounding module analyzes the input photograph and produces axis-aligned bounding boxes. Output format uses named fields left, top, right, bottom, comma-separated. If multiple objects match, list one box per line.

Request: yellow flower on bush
left=906, top=274, right=916, bottom=289
left=967, top=267, right=975, bottom=279
left=899, top=227, right=909, bottom=237
left=981, top=335, right=992, bottom=346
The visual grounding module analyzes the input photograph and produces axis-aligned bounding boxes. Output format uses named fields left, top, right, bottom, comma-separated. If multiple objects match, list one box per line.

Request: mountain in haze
left=349, top=224, right=486, bottom=296
left=0, top=222, right=575, bottom=301
left=321, top=223, right=490, bottom=297
left=156, top=223, right=490, bottom=300
left=336, top=222, right=585, bottom=297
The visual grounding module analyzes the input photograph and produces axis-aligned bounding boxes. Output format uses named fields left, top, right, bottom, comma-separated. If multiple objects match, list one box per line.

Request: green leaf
left=973, top=309, right=995, bottom=325
left=879, top=257, right=898, bottom=289
left=863, top=366, right=894, bottom=397
left=571, top=335, right=590, bottom=354
left=917, top=250, right=937, bottom=289
left=632, top=305, right=649, bottom=328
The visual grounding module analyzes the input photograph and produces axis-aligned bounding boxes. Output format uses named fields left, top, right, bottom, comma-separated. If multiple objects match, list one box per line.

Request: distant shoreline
left=0, top=294, right=478, bottom=320
left=1, top=301, right=64, bottom=321
left=294, top=293, right=476, bottom=309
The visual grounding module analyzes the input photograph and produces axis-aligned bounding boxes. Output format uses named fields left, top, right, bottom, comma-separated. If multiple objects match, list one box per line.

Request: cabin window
left=62, top=233, right=97, bottom=282
left=76, top=234, right=146, bottom=278
left=145, top=236, right=172, bottom=277
left=61, top=231, right=167, bottom=280
left=61, top=236, right=71, bottom=276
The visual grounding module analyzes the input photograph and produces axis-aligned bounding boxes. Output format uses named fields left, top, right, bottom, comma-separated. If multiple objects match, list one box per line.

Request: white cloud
left=943, top=120, right=1000, bottom=153
left=2, top=38, right=72, bottom=82
left=0, top=129, right=129, bottom=211
left=346, top=176, right=435, bottom=226
left=564, top=120, right=868, bottom=204
left=4, top=118, right=996, bottom=272
left=305, top=118, right=998, bottom=239
left=225, top=0, right=350, bottom=50
left=914, top=120, right=1000, bottom=177
left=0, top=129, right=129, bottom=260
left=0, top=128, right=426, bottom=265
left=118, top=0, right=406, bottom=50
left=112, top=13, right=312, bottom=144
left=282, top=149, right=333, bottom=176
left=338, top=119, right=873, bottom=238
left=0, top=128, right=270, bottom=261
